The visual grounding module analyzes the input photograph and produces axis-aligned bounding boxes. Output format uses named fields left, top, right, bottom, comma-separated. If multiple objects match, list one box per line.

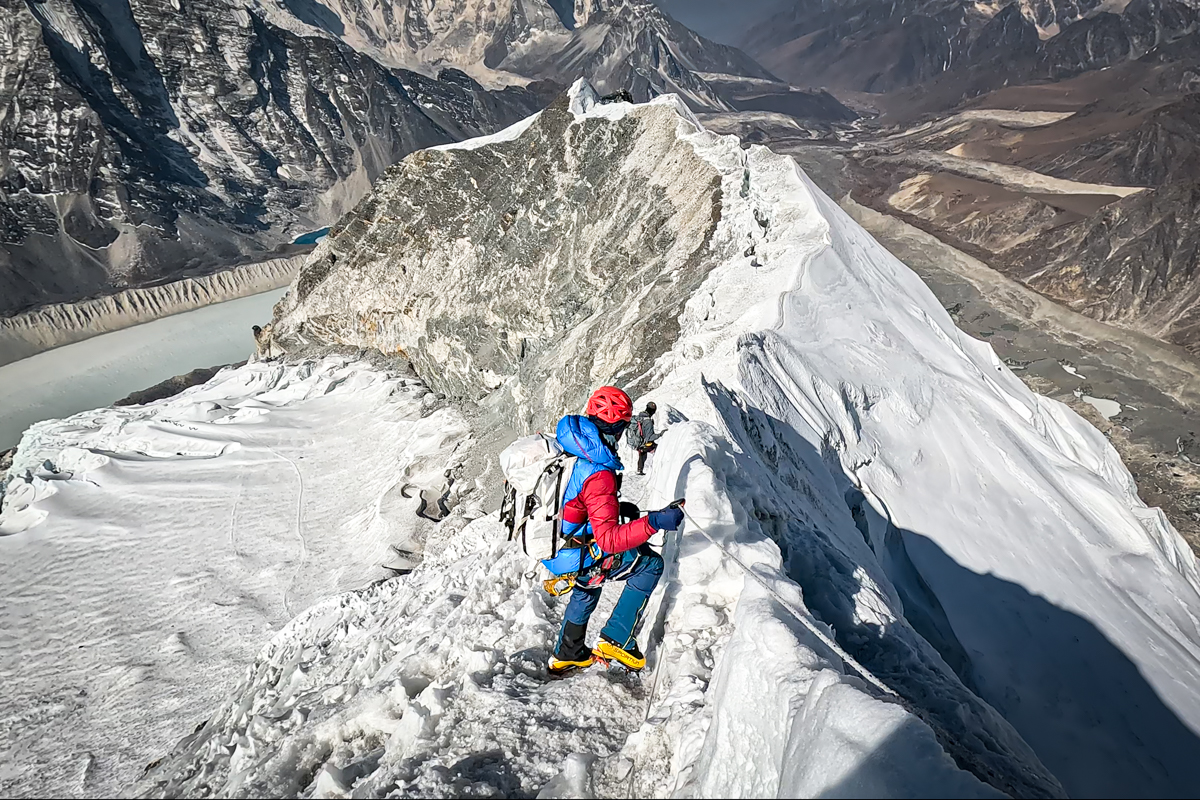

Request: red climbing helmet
left=585, top=386, right=633, bottom=424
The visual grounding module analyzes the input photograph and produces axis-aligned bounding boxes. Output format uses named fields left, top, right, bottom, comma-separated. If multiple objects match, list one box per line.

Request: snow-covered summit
left=5, top=82, right=1200, bottom=798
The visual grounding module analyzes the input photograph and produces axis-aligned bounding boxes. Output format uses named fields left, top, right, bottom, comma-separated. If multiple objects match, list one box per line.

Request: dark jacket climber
left=625, top=402, right=661, bottom=475
left=549, top=387, right=684, bottom=676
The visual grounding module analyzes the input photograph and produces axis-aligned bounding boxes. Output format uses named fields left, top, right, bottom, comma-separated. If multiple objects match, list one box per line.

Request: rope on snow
left=679, top=506, right=902, bottom=700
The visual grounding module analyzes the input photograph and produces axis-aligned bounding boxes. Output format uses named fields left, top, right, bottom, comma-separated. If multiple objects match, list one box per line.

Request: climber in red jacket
left=549, top=386, right=684, bottom=675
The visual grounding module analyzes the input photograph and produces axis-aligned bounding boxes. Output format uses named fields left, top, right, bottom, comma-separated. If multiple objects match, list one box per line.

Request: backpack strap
left=517, top=493, right=537, bottom=556
left=547, top=460, right=567, bottom=559
left=500, top=480, right=516, bottom=541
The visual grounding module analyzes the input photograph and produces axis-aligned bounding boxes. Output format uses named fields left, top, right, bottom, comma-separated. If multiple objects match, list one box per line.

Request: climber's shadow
left=703, top=379, right=1200, bottom=798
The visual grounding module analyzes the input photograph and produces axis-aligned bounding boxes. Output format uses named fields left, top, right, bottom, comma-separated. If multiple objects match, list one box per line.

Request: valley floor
left=0, top=289, right=288, bottom=451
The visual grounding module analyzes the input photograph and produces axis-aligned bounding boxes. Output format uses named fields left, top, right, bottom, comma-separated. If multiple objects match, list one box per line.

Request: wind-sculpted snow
left=0, top=355, right=472, bottom=798
left=137, top=467, right=1004, bottom=799
left=139, top=516, right=648, bottom=798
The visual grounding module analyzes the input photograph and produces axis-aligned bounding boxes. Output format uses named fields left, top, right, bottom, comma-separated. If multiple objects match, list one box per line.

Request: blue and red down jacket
left=556, top=415, right=654, bottom=554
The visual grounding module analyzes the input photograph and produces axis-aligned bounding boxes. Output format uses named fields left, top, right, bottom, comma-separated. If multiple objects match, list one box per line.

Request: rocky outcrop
left=271, top=84, right=729, bottom=426
left=1006, top=172, right=1200, bottom=353
left=0, top=0, right=544, bottom=315
left=114, top=363, right=243, bottom=407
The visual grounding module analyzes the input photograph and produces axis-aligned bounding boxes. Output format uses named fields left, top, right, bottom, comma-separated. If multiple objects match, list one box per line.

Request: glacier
left=2, top=82, right=1200, bottom=799
left=0, top=254, right=304, bottom=367
left=0, top=288, right=290, bottom=452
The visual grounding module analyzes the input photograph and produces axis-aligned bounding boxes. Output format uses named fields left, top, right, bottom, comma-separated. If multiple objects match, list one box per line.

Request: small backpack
left=498, top=433, right=577, bottom=558
left=625, top=417, right=646, bottom=449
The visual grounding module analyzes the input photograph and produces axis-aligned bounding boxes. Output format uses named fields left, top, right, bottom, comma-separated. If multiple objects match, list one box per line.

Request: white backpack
left=499, top=433, right=577, bottom=558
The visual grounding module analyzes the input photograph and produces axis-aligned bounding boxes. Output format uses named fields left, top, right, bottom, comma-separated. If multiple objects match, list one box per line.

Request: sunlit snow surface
left=0, top=290, right=287, bottom=450
left=5, top=84, right=1200, bottom=799
left=0, top=356, right=469, bottom=796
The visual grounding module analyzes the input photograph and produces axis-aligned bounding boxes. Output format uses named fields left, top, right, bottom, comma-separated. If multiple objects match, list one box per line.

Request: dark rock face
left=1025, top=94, right=1200, bottom=186
left=1007, top=164, right=1200, bottom=353
left=0, top=0, right=799, bottom=317
left=991, top=93, right=1200, bottom=352
left=272, top=88, right=728, bottom=426
left=742, top=0, right=975, bottom=92
left=0, top=0, right=543, bottom=315
left=742, top=0, right=1199, bottom=96
left=1038, top=0, right=1200, bottom=78
left=968, top=3, right=1042, bottom=66
left=115, top=362, right=244, bottom=407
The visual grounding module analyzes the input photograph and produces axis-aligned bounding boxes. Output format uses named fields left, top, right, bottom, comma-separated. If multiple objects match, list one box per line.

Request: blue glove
left=647, top=505, right=684, bottom=532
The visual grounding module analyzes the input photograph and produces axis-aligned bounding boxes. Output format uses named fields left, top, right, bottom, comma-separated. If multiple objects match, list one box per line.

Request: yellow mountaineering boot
left=594, top=636, right=646, bottom=671
left=549, top=620, right=595, bottom=676
left=548, top=653, right=595, bottom=676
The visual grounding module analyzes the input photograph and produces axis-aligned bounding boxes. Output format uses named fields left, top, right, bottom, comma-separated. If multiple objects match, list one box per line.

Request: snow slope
left=0, top=289, right=286, bottom=451
left=137, top=469, right=1005, bottom=799
left=6, top=83, right=1200, bottom=799
left=0, top=356, right=471, bottom=797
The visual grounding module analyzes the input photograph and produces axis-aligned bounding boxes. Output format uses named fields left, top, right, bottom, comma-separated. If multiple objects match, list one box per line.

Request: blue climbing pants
left=559, top=543, right=664, bottom=650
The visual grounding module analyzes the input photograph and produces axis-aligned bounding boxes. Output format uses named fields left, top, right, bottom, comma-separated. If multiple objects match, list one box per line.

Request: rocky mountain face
left=0, top=0, right=808, bottom=317
left=0, top=0, right=546, bottom=316
left=266, top=0, right=568, bottom=72
left=847, top=63, right=1200, bottom=352
left=266, top=0, right=779, bottom=108
left=1009, top=175, right=1200, bottom=349
left=500, top=0, right=779, bottom=111
left=1003, top=95, right=1200, bottom=350
left=742, top=0, right=1199, bottom=96
left=269, top=85, right=730, bottom=426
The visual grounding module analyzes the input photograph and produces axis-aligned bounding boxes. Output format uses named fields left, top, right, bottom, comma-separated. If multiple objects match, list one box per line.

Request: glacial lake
left=0, top=289, right=287, bottom=451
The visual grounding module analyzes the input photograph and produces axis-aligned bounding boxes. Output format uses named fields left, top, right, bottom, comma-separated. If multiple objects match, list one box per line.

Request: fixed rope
left=678, top=506, right=902, bottom=701
left=627, top=498, right=907, bottom=796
